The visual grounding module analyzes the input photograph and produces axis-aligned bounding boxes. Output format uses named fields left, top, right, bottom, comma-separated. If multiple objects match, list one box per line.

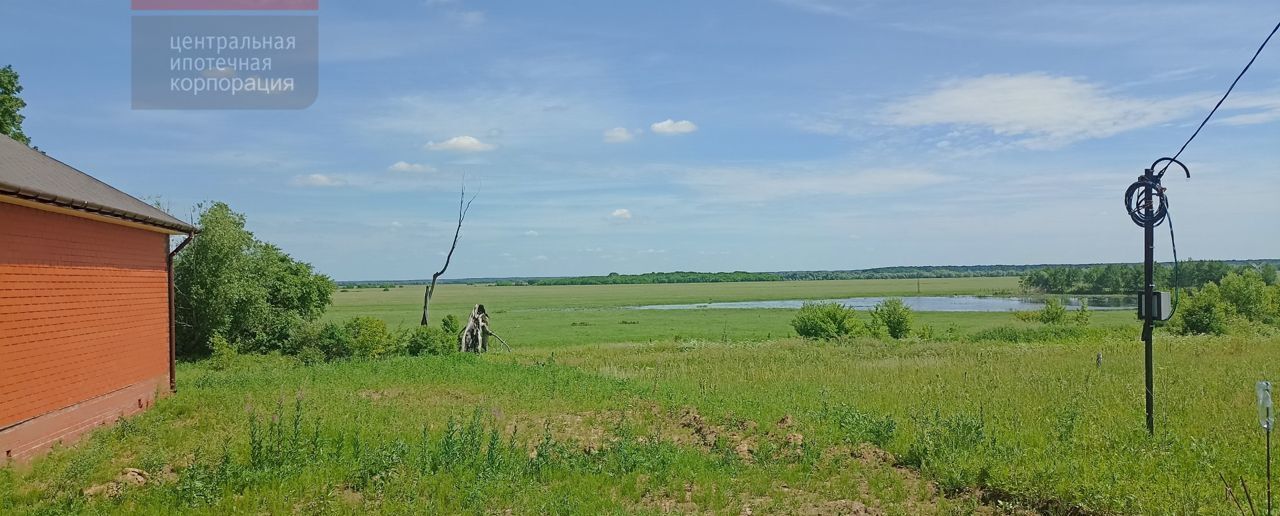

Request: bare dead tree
left=421, top=185, right=476, bottom=326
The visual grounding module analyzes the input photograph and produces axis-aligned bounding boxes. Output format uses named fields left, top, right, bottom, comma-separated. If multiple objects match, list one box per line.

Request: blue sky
left=2, top=0, right=1278, bottom=280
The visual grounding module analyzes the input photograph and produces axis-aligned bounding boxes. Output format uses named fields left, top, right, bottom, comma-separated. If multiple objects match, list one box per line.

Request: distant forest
left=1020, top=260, right=1279, bottom=294
left=510, top=271, right=781, bottom=286
left=335, top=259, right=1280, bottom=288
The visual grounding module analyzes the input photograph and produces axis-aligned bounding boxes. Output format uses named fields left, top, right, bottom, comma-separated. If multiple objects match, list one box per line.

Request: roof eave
left=0, top=184, right=198, bottom=234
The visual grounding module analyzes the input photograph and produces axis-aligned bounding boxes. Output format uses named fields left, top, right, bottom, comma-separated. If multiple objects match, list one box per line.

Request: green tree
left=1259, top=263, right=1278, bottom=286
left=871, top=298, right=914, bottom=339
left=174, top=202, right=334, bottom=356
left=0, top=65, right=30, bottom=145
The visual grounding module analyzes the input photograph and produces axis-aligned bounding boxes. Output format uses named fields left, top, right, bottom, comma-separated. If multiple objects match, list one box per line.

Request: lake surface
left=632, top=296, right=1133, bottom=312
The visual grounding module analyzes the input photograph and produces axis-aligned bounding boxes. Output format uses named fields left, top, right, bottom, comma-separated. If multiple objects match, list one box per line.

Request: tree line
left=523, top=271, right=783, bottom=286
left=1019, top=260, right=1279, bottom=294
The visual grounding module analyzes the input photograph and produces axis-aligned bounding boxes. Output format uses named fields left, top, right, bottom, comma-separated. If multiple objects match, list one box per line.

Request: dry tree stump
left=459, top=304, right=511, bottom=353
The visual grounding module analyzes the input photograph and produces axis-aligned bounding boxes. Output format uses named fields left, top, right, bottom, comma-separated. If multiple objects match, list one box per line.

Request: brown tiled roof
left=0, top=134, right=196, bottom=233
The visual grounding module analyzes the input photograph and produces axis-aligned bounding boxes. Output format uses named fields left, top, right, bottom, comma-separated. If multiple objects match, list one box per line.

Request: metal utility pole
left=1141, top=167, right=1156, bottom=435
left=1125, top=158, right=1188, bottom=436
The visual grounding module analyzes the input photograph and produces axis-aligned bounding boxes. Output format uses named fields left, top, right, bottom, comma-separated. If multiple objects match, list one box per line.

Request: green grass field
left=3, top=277, right=1272, bottom=514
left=324, top=277, right=1137, bottom=347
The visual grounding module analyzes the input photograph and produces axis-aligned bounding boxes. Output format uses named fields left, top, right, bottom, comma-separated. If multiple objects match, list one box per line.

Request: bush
left=344, top=317, right=400, bottom=358
left=1073, top=299, right=1091, bottom=325
left=871, top=298, right=913, bottom=339
left=1219, top=270, right=1270, bottom=321
left=442, top=314, right=461, bottom=336
left=286, top=321, right=355, bottom=361
left=1038, top=298, right=1067, bottom=325
left=1015, top=298, right=1079, bottom=325
left=406, top=325, right=456, bottom=356
left=791, top=302, right=865, bottom=340
left=208, top=333, right=237, bottom=371
left=1170, top=283, right=1231, bottom=335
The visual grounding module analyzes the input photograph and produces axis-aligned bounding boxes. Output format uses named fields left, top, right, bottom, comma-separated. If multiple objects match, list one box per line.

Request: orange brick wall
left=0, top=201, right=170, bottom=431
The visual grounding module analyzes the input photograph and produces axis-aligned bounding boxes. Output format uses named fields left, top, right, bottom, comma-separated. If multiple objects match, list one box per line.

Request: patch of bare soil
left=82, top=467, right=150, bottom=499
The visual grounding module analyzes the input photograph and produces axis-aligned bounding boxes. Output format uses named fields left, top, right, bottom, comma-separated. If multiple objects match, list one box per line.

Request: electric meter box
left=1137, top=291, right=1173, bottom=321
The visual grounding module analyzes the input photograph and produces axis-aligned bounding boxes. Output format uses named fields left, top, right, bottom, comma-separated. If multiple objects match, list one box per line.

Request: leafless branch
left=421, top=183, right=477, bottom=325
left=486, top=329, right=512, bottom=352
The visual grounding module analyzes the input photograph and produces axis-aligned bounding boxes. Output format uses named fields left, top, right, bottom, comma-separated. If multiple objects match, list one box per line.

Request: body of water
left=632, top=296, right=1134, bottom=312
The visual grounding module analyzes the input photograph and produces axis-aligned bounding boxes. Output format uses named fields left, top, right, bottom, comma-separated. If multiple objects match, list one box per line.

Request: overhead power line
left=1162, top=18, right=1280, bottom=173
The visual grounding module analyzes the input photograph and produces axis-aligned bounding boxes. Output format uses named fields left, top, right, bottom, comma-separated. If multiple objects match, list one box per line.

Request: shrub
left=1016, top=298, right=1075, bottom=325
left=871, top=298, right=913, bottom=339
left=344, top=317, right=399, bottom=358
left=294, top=346, right=327, bottom=365
left=1170, top=283, right=1231, bottom=335
left=208, top=333, right=237, bottom=371
left=1073, top=299, right=1091, bottom=325
left=1037, top=298, right=1068, bottom=325
left=406, top=325, right=456, bottom=356
left=791, top=302, right=865, bottom=340
left=442, top=314, right=462, bottom=336
left=1218, top=270, right=1270, bottom=322
left=286, top=321, right=355, bottom=361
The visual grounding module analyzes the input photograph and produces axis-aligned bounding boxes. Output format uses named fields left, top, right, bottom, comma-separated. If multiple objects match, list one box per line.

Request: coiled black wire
left=1124, top=176, right=1168, bottom=227
left=1124, top=157, right=1190, bottom=316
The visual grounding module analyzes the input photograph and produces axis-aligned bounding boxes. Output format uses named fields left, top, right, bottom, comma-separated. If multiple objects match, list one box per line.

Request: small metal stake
left=1259, top=381, right=1274, bottom=515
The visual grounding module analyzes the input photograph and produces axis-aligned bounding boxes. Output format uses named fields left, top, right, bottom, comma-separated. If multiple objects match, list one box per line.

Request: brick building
left=0, top=134, right=196, bottom=462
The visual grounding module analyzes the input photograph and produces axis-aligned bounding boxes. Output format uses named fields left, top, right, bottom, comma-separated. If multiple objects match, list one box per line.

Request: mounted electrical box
left=1138, top=291, right=1173, bottom=321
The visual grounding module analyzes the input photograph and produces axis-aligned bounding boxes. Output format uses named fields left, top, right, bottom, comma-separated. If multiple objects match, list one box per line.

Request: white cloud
left=524, top=230, right=539, bottom=237
left=603, top=126, right=640, bottom=143
left=1215, top=94, right=1280, bottom=126
left=610, top=208, right=632, bottom=219
left=388, top=161, right=434, bottom=173
left=882, top=73, right=1208, bottom=148
left=650, top=119, right=698, bottom=135
left=532, top=255, right=549, bottom=261
left=425, top=135, right=497, bottom=152
left=291, top=174, right=347, bottom=187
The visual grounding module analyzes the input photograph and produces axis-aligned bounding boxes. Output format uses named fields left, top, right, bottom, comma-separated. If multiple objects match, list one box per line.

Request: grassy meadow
left=3, top=277, right=1274, bottom=514
left=323, top=277, right=1137, bottom=347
